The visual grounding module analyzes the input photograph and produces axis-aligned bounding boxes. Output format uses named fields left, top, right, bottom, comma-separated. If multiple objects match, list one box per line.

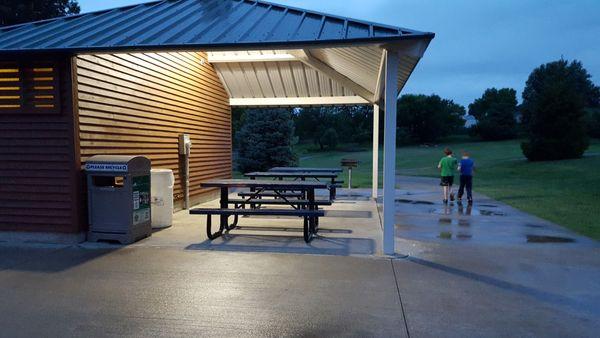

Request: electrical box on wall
left=178, top=134, right=191, bottom=154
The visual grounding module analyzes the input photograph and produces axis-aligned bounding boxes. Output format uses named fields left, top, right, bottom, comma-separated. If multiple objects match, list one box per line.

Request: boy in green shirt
left=437, top=147, right=458, bottom=204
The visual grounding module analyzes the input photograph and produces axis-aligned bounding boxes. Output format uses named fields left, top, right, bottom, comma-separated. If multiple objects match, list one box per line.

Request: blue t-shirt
left=460, top=158, right=474, bottom=176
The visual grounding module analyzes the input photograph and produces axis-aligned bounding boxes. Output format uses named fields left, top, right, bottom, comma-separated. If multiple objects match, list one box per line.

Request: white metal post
left=383, top=50, right=398, bottom=255
left=372, top=104, right=380, bottom=199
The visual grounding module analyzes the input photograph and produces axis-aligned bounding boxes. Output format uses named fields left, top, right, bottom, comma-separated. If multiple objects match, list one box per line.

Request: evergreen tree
left=237, top=109, right=298, bottom=172
left=521, top=60, right=597, bottom=161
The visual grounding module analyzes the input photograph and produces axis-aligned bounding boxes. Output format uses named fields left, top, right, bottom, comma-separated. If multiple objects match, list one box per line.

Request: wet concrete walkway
left=391, top=176, right=600, bottom=337
left=392, top=175, right=596, bottom=247
left=0, top=177, right=598, bottom=336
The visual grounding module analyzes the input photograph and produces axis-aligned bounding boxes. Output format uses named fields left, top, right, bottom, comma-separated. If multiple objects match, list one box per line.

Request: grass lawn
left=297, top=138, right=600, bottom=240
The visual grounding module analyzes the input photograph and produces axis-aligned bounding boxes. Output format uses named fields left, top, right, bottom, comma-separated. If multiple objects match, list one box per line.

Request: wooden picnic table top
left=268, top=167, right=343, bottom=173
left=200, top=179, right=328, bottom=189
left=245, top=171, right=339, bottom=178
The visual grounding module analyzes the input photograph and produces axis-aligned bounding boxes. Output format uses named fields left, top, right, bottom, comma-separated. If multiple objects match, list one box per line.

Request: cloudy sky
left=78, top=0, right=600, bottom=107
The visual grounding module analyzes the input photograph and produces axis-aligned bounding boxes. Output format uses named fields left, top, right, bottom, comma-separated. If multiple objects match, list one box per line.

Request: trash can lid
left=85, top=155, right=150, bottom=173
left=151, top=168, right=173, bottom=173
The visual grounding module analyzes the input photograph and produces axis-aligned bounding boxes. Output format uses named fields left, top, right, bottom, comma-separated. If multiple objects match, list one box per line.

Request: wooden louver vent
left=0, top=62, right=60, bottom=114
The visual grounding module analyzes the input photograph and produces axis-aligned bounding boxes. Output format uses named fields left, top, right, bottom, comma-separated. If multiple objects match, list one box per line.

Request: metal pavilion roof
left=0, top=0, right=433, bottom=54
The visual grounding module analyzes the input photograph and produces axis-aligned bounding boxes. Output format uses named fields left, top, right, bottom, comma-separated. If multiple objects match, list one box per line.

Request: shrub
left=521, top=60, right=595, bottom=161
left=237, top=109, right=298, bottom=172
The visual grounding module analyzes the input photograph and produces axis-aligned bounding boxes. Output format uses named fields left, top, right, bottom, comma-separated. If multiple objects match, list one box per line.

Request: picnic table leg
left=303, top=216, right=311, bottom=242
left=249, top=176, right=257, bottom=208
left=220, top=187, right=232, bottom=230
left=307, top=188, right=317, bottom=237
left=330, top=177, right=336, bottom=200
left=206, top=214, right=223, bottom=240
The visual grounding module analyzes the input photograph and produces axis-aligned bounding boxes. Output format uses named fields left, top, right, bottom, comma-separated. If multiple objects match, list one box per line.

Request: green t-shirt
left=439, top=156, right=458, bottom=177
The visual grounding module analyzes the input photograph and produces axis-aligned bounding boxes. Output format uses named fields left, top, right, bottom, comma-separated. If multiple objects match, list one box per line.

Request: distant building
left=463, top=114, right=477, bottom=127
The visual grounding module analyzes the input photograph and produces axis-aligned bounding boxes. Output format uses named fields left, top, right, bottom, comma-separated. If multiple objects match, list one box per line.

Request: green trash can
left=85, top=155, right=152, bottom=244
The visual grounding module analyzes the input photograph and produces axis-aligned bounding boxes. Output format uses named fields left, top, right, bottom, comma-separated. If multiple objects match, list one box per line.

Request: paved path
left=0, top=177, right=598, bottom=337
left=391, top=176, right=600, bottom=337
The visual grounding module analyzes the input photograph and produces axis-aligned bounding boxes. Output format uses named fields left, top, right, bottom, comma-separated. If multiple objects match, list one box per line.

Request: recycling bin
left=85, top=155, right=152, bottom=244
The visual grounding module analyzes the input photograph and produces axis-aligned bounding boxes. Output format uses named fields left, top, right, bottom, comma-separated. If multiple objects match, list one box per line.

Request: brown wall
left=0, top=56, right=82, bottom=233
left=75, top=51, right=232, bottom=208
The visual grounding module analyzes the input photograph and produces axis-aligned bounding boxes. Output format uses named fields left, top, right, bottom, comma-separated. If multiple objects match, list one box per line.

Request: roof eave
left=0, top=32, right=435, bottom=56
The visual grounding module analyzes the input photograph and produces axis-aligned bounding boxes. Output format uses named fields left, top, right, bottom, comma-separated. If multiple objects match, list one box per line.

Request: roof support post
left=382, top=49, right=398, bottom=255
left=372, top=103, right=380, bottom=200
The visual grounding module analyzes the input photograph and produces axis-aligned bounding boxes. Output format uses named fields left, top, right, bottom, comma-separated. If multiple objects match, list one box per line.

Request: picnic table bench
left=269, top=167, right=343, bottom=173
left=245, top=171, right=342, bottom=200
left=237, top=191, right=304, bottom=199
left=189, top=179, right=328, bottom=242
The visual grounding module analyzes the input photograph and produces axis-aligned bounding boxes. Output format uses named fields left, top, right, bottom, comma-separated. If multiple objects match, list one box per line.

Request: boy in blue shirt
left=457, top=150, right=475, bottom=204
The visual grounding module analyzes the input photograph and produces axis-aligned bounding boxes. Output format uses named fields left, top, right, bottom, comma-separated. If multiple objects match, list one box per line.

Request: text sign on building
left=85, top=163, right=129, bottom=172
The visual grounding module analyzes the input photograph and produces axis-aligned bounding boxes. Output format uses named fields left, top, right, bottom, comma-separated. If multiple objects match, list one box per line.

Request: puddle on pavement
left=479, top=209, right=506, bottom=216
left=438, top=231, right=452, bottom=239
left=438, top=231, right=473, bottom=240
left=478, top=204, right=498, bottom=208
left=458, top=219, right=471, bottom=227
left=526, top=235, right=575, bottom=243
left=525, top=223, right=546, bottom=229
left=456, top=233, right=472, bottom=240
left=396, top=198, right=435, bottom=205
left=429, top=207, right=505, bottom=217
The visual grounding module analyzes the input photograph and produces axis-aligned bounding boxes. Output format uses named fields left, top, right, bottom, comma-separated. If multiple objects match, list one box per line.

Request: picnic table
left=269, top=167, right=343, bottom=173
left=245, top=171, right=341, bottom=200
left=190, top=179, right=328, bottom=242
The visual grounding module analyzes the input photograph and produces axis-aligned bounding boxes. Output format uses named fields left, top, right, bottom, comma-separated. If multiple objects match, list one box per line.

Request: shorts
left=440, top=176, right=454, bottom=186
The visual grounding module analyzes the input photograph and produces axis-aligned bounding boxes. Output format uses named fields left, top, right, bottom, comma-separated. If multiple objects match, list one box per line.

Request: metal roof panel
left=0, top=0, right=433, bottom=53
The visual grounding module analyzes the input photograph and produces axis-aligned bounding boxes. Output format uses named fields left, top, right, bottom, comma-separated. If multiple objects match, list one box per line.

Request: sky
left=78, top=0, right=600, bottom=108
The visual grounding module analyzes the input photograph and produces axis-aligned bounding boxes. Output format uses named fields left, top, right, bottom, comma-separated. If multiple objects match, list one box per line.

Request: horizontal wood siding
left=0, top=56, right=80, bottom=233
left=76, top=52, right=231, bottom=205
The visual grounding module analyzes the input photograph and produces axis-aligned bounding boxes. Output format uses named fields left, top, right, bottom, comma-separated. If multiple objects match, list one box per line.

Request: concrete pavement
left=0, top=246, right=407, bottom=337
left=391, top=176, right=600, bottom=337
left=0, top=177, right=599, bottom=337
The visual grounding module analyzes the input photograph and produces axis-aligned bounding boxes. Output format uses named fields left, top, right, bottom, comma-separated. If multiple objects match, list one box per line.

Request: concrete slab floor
left=0, top=179, right=599, bottom=336
left=0, top=246, right=407, bottom=337
left=82, top=189, right=384, bottom=257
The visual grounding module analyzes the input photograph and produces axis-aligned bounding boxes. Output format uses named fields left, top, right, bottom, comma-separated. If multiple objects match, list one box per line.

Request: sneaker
left=467, top=198, right=473, bottom=205
left=450, top=193, right=455, bottom=201
left=443, top=199, right=448, bottom=204
left=457, top=198, right=463, bottom=204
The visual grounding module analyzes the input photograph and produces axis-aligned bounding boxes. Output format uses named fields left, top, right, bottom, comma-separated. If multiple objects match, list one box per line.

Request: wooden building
left=0, top=0, right=433, bottom=252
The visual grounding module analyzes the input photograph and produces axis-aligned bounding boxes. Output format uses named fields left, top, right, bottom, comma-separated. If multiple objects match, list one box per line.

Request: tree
left=237, top=108, right=298, bottom=173
left=468, top=88, right=518, bottom=140
left=293, top=105, right=373, bottom=147
left=319, top=128, right=339, bottom=150
left=397, top=94, right=465, bottom=143
left=231, top=107, right=246, bottom=149
left=521, top=59, right=597, bottom=161
left=1, top=0, right=80, bottom=26
left=586, top=108, right=600, bottom=139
